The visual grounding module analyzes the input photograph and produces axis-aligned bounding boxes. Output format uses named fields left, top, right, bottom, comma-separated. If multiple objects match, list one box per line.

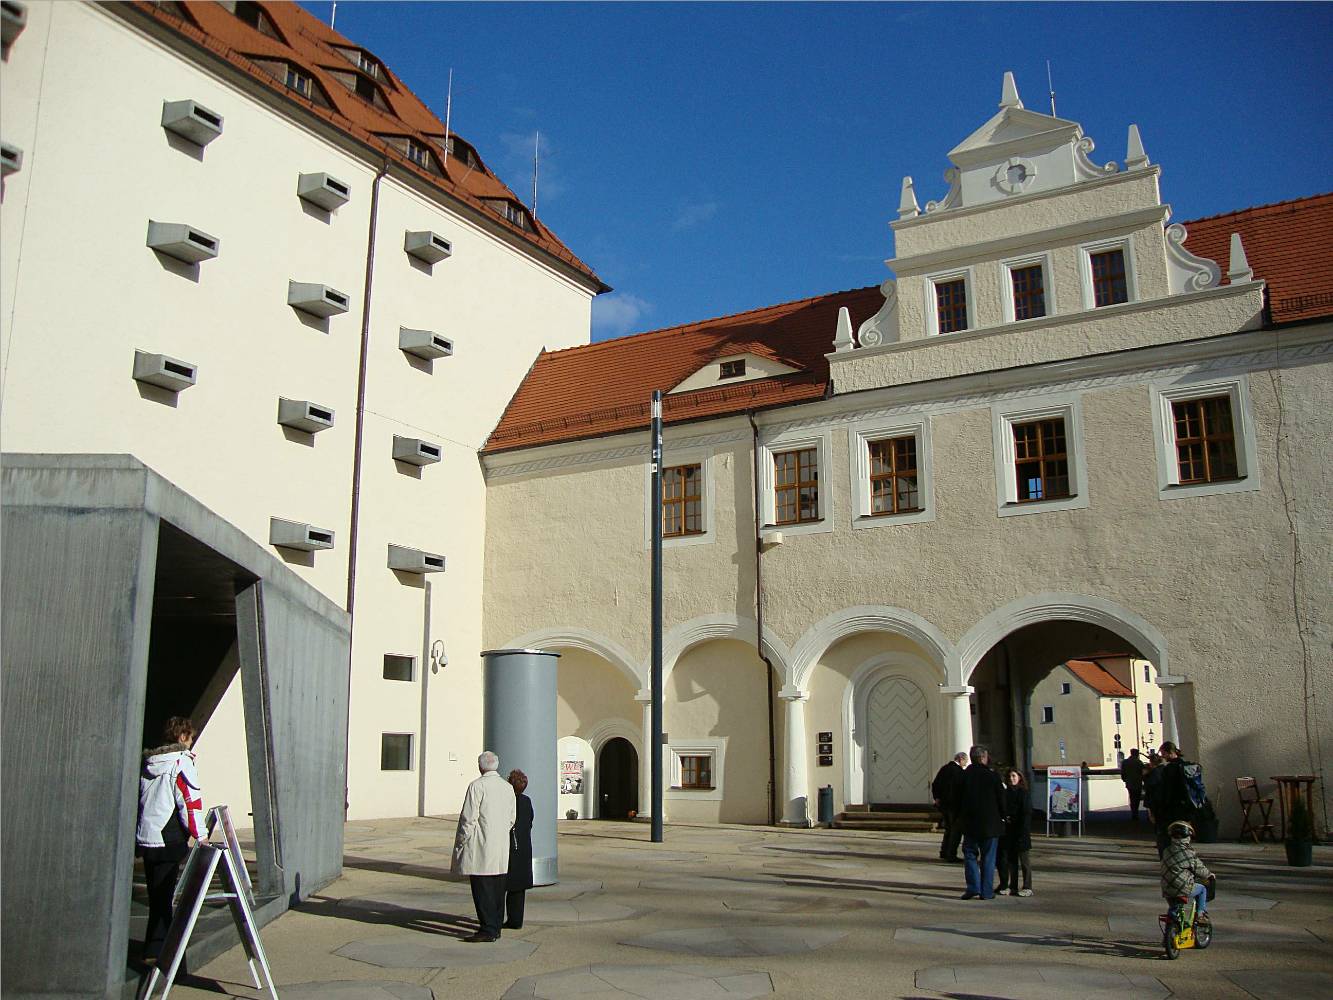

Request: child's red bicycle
left=1160, top=877, right=1215, bottom=959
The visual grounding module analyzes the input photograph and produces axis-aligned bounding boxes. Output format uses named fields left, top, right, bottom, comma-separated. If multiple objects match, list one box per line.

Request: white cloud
left=672, top=200, right=718, bottom=231
left=592, top=292, right=653, bottom=340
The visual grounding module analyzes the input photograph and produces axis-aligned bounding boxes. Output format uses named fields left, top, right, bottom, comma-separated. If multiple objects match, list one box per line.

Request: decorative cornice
left=888, top=205, right=1167, bottom=276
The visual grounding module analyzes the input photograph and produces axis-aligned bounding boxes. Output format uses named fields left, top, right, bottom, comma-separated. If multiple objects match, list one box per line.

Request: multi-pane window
left=662, top=464, right=703, bottom=538
left=1013, top=418, right=1071, bottom=502
left=1090, top=248, right=1129, bottom=307
left=406, top=138, right=432, bottom=169
left=1172, top=396, right=1239, bottom=484
left=935, top=277, right=969, bottom=333
left=679, top=754, right=712, bottom=789
left=1010, top=263, right=1047, bottom=320
left=285, top=65, right=312, bottom=98
left=774, top=447, right=819, bottom=525
left=868, top=436, right=920, bottom=515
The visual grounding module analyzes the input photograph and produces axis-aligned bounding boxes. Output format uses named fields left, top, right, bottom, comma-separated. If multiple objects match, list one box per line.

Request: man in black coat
left=1120, top=748, right=1145, bottom=821
left=958, top=745, right=1006, bottom=900
left=1147, top=741, right=1195, bottom=857
left=932, top=751, right=969, bottom=862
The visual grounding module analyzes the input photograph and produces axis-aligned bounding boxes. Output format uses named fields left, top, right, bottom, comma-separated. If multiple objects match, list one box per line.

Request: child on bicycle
left=1161, top=819, right=1214, bottom=917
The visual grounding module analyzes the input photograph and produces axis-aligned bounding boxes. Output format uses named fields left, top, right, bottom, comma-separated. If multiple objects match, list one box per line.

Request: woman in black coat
left=503, top=769, right=534, bottom=929
left=997, top=768, right=1033, bottom=896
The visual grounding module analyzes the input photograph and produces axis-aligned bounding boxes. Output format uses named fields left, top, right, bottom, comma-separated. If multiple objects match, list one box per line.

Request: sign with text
left=560, top=760, right=584, bottom=795
left=1046, top=765, right=1082, bottom=823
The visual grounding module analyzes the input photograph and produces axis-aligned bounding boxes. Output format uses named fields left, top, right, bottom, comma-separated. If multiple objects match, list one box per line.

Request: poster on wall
left=560, top=760, right=584, bottom=795
left=1046, top=765, right=1083, bottom=836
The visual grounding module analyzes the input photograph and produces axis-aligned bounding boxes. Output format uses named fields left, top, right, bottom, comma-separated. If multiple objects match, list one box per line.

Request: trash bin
left=817, top=785, right=834, bottom=827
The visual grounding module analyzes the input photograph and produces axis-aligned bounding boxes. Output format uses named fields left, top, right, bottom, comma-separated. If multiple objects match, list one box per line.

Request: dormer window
left=380, top=136, right=442, bottom=176
left=934, top=276, right=969, bottom=334
left=1090, top=248, right=1128, bottom=306
left=335, top=46, right=381, bottom=80
left=445, top=136, right=479, bottom=169
left=250, top=58, right=330, bottom=109
left=483, top=198, right=534, bottom=232
left=228, top=1, right=280, bottom=39
left=719, top=359, right=745, bottom=379
left=285, top=65, right=312, bottom=99
left=330, top=69, right=392, bottom=112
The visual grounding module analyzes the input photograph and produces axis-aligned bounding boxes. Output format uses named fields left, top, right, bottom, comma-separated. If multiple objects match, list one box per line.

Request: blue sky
left=302, top=2, right=1333, bottom=340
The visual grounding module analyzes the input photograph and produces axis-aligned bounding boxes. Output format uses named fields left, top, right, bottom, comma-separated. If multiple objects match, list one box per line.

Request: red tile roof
left=124, top=2, right=603, bottom=289
left=1181, top=192, right=1333, bottom=324
left=485, top=193, right=1333, bottom=455
left=484, top=286, right=886, bottom=453
left=1064, top=660, right=1135, bottom=699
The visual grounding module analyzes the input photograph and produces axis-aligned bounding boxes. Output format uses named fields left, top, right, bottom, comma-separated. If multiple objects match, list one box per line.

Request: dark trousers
left=963, top=835, right=998, bottom=898
left=469, top=874, right=506, bottom=938
left=504, top=889, right=526, bottom=928
left=939, top=811, right=962, bottom=860
left=1127, top=784, right=1142, bottom=819
left=997, top=845, right=1031, bottom=891
left=141, top=849, right=185, bottom=957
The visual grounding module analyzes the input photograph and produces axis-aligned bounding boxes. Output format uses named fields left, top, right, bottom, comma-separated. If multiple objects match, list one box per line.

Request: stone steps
left=833, top=803, right=942, bottom=832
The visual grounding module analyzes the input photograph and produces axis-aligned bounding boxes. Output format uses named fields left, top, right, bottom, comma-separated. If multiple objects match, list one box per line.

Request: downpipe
left=749, top=412, right=778, bottom=826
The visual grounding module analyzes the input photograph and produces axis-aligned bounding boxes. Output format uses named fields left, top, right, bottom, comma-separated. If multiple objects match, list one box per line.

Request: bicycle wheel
left=1195, top=913, right=1212, bottom=949
left=1163, top=917, right=1181, bottom=960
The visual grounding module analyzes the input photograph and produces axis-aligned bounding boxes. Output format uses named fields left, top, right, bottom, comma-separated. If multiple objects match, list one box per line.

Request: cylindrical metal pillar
left=482, top=648, right=561, bottom=885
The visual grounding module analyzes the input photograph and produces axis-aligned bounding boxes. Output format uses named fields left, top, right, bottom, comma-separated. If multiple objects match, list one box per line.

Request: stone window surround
left=758, top=426, right=835, bottom=538
left=923, top=265, right=977, bottom=337
left=848, top=415, right=935, bottom=529
left=1149, top=374, right=1261, bottom=501
left=1000, top=250, right=1056, bottom=324
left=991, top=391, right=1090, bottom=517
left=1078, top=235, right=1139, bottom=310
left=665, top=737, right=726, bottom=802
left=643, top=445, right=716, bottom=549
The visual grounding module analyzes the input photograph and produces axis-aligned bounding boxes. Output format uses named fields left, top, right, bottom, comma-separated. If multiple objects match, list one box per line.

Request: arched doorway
left=865, top=675, right=930, bottom=803
left=597, top=737, right=638, bottom=819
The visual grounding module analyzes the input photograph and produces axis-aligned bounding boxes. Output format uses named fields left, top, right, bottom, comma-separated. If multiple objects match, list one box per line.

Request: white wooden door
left=866, top=676, right=930, bottom=803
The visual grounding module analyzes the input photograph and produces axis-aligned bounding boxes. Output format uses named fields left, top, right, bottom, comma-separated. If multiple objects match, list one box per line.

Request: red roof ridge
left=1064, top=659, right=1136, bottom=698
left=549, top=284, right=883, bottom=357
left=1179, top=192, right=1333, bottom=228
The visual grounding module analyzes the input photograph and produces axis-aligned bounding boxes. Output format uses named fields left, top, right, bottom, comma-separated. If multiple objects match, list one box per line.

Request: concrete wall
left=0, top=2, right=596, bottom=822
left=1, top=455, right=351, bottom=1000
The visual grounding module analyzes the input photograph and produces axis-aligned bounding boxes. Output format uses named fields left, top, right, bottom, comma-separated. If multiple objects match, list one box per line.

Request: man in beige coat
left=451, top=751, right=517, bottom=942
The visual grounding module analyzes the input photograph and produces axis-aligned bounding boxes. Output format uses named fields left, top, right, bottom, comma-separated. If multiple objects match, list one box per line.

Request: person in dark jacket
left=932, top=751, right=969, bottom=862
left=1147, top=742, right=1195, bottom=857
left=996, top=768, right=1033, bottom=896
left=1120, top=748, right=1145, bottom=821
left=503, top=769, right=534, bottom=929
left=958, top=745, right=1006, bottom=900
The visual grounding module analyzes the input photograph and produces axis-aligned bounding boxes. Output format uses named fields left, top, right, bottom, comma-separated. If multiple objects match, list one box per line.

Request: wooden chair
left=1236, top=777, right=1276, bottom=843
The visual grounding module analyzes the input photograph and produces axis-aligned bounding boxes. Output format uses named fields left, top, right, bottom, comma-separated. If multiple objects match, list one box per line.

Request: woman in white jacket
left=451, top=751, right=516, bottom=942
left=136, top=716, right=205, bottom=960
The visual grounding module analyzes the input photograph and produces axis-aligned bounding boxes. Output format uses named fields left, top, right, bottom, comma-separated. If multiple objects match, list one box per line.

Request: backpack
left=1181, top=761, right=1207, bottom=810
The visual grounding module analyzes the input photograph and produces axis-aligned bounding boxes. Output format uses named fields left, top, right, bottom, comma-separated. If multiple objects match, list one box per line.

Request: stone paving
left=164, top=816, right=1332, bottom=1000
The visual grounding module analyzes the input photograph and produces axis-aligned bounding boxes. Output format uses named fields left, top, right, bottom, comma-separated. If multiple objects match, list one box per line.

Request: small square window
left=285, top=65, right=311, bottom=98
left=774, top=447, right=819, bottom=525
left=1090, top=248, right=1129, bottom=307
left=719, top=359, right=745, bottom=379
left=679, top=754, right=713, bottom=789
left=383, top=654, right=415, bottom=682
left=934, top=277, right=969, bottom=334
left=1041, top=706, right=1054, bottom=724
left=381, top=733, right=413, bottom=770
left=1010, top=263, right=1047, bottom=320
left=1060, top=682, right=1072, bottom=695
left=662, top=464, right=703, bottom=537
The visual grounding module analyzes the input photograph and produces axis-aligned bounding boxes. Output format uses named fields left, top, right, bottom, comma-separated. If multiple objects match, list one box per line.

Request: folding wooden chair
left=1236, top=776, right=1276, bottom=843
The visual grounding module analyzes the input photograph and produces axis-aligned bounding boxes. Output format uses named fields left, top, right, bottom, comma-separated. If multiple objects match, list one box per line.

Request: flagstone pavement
left=160, top=817, right=1331, bottom=1000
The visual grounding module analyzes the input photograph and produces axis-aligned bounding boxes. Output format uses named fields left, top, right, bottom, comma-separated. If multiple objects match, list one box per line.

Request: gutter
left=342, top=158, right=390, bottom=814
left=748, top=411, right=779, bottom=826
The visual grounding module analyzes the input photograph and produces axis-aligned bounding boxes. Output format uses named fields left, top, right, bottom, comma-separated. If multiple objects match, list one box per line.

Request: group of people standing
left=932, top=746, right=1033, bottom=900
left=450, top=751, right=535, bottom=942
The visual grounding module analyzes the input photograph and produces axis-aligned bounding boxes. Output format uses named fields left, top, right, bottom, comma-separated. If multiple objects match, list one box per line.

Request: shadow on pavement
left=297, top=894, right=476, bottom=938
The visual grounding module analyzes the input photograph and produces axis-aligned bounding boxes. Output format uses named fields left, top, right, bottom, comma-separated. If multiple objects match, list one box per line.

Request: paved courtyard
left=166, top=817, right=1331, bottom=1000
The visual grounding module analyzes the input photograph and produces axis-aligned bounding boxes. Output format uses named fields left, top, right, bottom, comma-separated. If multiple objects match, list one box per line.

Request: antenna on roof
left=532, top=131, right=540, bottom=218
left=330, top=2, right=337, bottom=30
left=1046, top=60, right=1057, bottom=117
left=442, top=68, right=453, bottom=166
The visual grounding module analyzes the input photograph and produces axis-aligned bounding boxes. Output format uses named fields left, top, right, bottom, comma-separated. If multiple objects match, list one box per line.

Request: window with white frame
left=1003, top=253, right=1052, bottom=323
left=758, top=427, right=834, bottom=536
left=1150, top=376, right=1259, bottom=500
left=645, top=446, right=715, bottom=549
left=927, top=271, right=972, bottom=335
left=1080, top=237, right=1136, bottom=309
left=992, top=394, right=1089, bottom=516
left=850, top=418, right=933, bottom=528
left=666, top=738, right=726, bottom=801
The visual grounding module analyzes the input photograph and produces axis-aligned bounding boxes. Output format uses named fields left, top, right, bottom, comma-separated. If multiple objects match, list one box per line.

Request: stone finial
left=898, top=176, right=920, bottom=219
left=1228, top=233, right=1254, bottom=284
left=1125, top=124, right=1149, bottom=170
left=833, top=306, right=855, bottom=353
left=1000, top=71, right=1023, bottom=110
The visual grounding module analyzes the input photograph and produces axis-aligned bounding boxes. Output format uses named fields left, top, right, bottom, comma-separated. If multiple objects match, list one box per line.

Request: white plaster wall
left=1, top=3, right=595, bottom=823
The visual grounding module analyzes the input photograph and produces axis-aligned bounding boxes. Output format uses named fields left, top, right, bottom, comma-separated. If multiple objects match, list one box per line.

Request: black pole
left=650, top=390, right=664, bottom=842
